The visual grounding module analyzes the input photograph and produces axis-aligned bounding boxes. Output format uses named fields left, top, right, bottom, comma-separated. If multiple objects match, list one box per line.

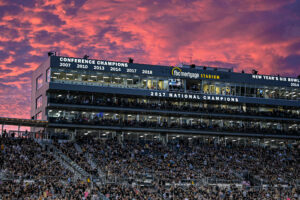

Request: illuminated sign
left=171, top=66, right=220, bottom=80
left=172, top=66, right=199, bottom=78
left=150, top=91, right=238, bottom=102
left=52, top=56, right=298, bottom=88
left=252, top=75, right=300, bottom=87
left=59, top=57, right=128, bottom=68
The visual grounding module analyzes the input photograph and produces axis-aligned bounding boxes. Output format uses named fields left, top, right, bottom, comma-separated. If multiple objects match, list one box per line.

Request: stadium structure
left=0, top=54, right=299, bottom=199
left=31, top=54, right=300, bottom=141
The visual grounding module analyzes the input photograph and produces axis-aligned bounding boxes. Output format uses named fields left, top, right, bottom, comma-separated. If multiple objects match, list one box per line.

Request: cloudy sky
left=0, top=0, right=300, bottom=119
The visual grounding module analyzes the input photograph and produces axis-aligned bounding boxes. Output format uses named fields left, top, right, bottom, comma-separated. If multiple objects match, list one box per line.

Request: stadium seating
left=0, top=135, right=299, bottom=199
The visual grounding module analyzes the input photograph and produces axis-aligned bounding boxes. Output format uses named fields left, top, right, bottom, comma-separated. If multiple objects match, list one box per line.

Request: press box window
left=36, top=96, right=42, bottom=109
left=36, top=74, right=43, bottom=90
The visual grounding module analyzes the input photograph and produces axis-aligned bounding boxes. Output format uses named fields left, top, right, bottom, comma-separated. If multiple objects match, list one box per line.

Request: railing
left=34, top=139, right=83, bottom=181
left=85, top=152, right=107, bottom=184
left=47, top=142, right=90, bottom=179
left=74, top=143, right=83, bottom=153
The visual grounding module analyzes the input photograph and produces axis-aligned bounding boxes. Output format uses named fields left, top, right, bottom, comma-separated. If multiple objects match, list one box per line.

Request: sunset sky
left=0, top=0, right=300, bottom=119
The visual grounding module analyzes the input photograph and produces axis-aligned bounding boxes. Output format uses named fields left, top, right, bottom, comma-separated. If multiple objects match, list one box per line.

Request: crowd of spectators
left=0, top=137, right=101, bottom=199
left=54, top=141, right=98, bottom=177
left=50, top=94, right=300, bottom=119
left=0, top=180, right=100, bottom=199
left=100, top=184, right=299, bottom=200
left=80, top=136, right=299, bottom=186
left=74, top=135, right=299, bottom=199
left=0, top=134, right=299, bottom=199
left=0, top=137, right=72, bottom=180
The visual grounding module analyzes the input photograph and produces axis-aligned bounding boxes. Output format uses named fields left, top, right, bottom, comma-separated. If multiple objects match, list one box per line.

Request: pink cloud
left=0, top=0, right=299, bottom=119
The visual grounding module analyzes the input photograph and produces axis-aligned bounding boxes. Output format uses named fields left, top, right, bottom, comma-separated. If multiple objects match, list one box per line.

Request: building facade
left=31, top=55, right=300, bottom=140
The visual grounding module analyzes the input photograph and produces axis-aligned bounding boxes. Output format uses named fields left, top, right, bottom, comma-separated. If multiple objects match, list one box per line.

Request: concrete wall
left=30, top=57, right=51, bottom=120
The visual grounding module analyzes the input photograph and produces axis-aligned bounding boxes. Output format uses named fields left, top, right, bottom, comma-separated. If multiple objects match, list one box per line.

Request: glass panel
left=36, top=74, right=43, bottom=90
left=36, top=96, right=42, bottom=109
left=46, top=68, right=51, bottom=82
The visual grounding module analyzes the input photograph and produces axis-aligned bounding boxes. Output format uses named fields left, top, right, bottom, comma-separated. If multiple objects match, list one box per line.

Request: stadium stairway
left=85, top=152, right=107, bottom=183
left=74, top=143, right=83, bottom=153
left=34, top=139, right=83, bottom=180
left=35, top=139, right=91, bottom=180
left=74, top=142, right=106, bottom=184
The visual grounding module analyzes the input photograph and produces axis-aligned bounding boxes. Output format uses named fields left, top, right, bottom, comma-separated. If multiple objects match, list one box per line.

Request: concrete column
left=166, top=134, right=169, bottom=144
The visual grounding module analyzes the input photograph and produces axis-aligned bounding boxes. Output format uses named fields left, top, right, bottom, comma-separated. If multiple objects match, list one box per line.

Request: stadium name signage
left=59, top=57, right=128, bottom=67
left=172, top=67, right=220, bottom=80
left=150, top=92, right=239, bottom=102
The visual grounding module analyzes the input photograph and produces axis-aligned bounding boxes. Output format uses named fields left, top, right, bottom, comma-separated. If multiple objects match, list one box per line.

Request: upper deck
left=51, top=56, right=300, bottom=88
left=44, top=56, right=300, bottom=106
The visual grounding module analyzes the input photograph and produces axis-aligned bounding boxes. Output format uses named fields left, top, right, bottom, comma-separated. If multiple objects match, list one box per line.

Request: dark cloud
left=281, top=54, right=300, bottom=70
left=287, top=41, right=300, bottom=53
left=0, top=5, right=23, bottom=19
left=0, top=26, right=20, bottom=40
left=8, top=0, right=37, bottom=8
left=63, top=0, right=88, bottom=15
left=32, top=30, right=69, bottom=44
left=0, top=50, right=10, bottom=60
left=200, top=60, right=239, bottom=70
left=37, top=11, right=65, bottom=26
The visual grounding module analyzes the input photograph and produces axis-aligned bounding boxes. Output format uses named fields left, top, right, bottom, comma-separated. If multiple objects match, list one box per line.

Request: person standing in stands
left=2, top=129, right=7, bottom=138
